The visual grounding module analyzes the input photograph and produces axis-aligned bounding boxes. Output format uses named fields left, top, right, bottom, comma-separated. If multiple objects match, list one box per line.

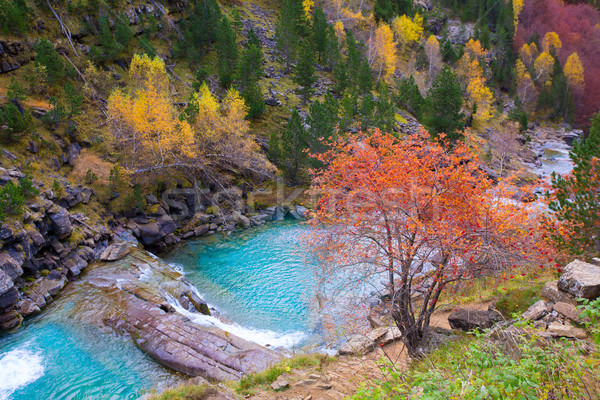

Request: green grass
left=147, top=383, right=216, bottom=400
left=234, top=353, right=335, bottom=396
left=494, top=282, right=545, bottom=316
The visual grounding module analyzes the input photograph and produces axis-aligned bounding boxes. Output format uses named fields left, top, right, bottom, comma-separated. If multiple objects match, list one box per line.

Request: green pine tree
left=333, top=61, right=349, bottom=95
left=281, top=108, right=309, bottom=181
left=275, top=0, right=301, bottom=73
left=323, top=24, right=339, bottom=71
left=374, top=0, right=394, bottom=23
left=242, top=82, right=265, bottom=119
left=547, top=114, right=600, bottom=259
left=307, top=92, right=339, bottom=157
left=237, top=43, right=264, bottom=92
left=216, top=16, right=238, bottom=88
left=346, top=31, right=362, bottom=88
left=247, top=26, right=261, bottom=48
left=176, top=0, right=222, bottom=61
left=34, top=39, right=65, bottom=85
left=294, top=40, right=317, bottom=104
left=423, top=65, right=465, bottom=141
left=396, top=75, right=424, bottom=120
left=357, top=59, right=373, bottom=96
left=312, top=5, right=328, bottom=62
left=231, top=6, right=243, bottom=36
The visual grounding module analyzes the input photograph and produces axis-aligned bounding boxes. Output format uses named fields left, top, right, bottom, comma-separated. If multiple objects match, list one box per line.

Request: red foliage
left=515, top=0, right=600, bottom=127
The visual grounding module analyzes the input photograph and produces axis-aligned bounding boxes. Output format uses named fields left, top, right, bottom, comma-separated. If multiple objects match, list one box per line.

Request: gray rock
left=448, top=307, right=503, bottom=331
left=2, top=149, right=17, bottom=160
left=231, top=211, right=250, bottom=229
left=99, top=242, right=132, bottom=261
left=338, top=335, right=375, bottom=355
left=67, top=143, right=82, bottom=167
left=288, top=209, right=301, bottom=220
left=137, top=221, right=161, bottom=245
left=522, top=300, right=551, bottom=321
left=295, top=205, right=308, bottom=217
left=0, top=269, right=14, bottom=296
left=0, top=253, right=23, bottom=281
left=48, top=206, right=73, bottom=239
left=17, top=299, right=41, bottom=316
left=194, top=224, right=210, bottom=236
left=271, top=376, right=290, bottom=391
left=553, top=302, right=580, bottom=322
left=547, top=322, right=587, bottom=339
left=62, top=252, right=87, bottom=277
left=0, top=286, right=19, bottom=311
left=558, top=260, right=600, bottom=299
left=541, top=280, right=578, bottom=306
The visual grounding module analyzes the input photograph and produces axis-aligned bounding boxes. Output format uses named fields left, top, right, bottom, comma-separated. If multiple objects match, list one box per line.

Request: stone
left=316, top=382, right=333, bottom=390
left=17, top=299, right=41, bottom=317
left=448, top=307, right=503, bottom=331
left=48, top=206, right=73, bottom=239
left=379, top=326, right=402, bottom=346
left=27, top=141, right=38, bottom=154
left=137, top=221, right=161, bottom=245
left=83, top=247, right=281, bottom=381
left=338, top=335, right=375, bottom=355
left=182, top=231, right=194, bottom=239
left=67, top=143, right=81, bottom=166
left=294, top=379, right=318, bottom=387
left=522, top=300, right=551, bottom=321
left=553, top=302, right=581, bottom=322
left=62, top=252, right=87, bottom=277
left=271, top=376, right=290, bottom=391
left=2, top=149, right=17, bottom=160
left=0, top=311, right=22, bottom=330
left=541, top=281, right=578, bottom=306
left=231, top=211, right=251, bottom=229
left=157, top=215, right=177, bottom=236
left=194, top=224, right=210, bottom=236
left=33, top=275, right=66, bottom=297
left=0, top=253, right=23, bottom=281
left=366, top=326, right=389, bottom=342
left=0, top=269, right=14, bottom=296
left=547, top=322, right=587, bottom=339
left=99, top=242, right=132, bottom=261
left=288, top=209, right=301, bottom=220
left=295, top=205, right=308, bottom=217
left=0, top=286, right=19, bottom=311
left=558, top=260, right=600, bottom=299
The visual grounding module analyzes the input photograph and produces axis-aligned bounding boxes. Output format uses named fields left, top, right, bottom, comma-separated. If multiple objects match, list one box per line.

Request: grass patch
left=147, top=383, right=217, bottom=400
left=234, top=353, right=335, bottom=396
left=494, top=281, right=545, bottom=316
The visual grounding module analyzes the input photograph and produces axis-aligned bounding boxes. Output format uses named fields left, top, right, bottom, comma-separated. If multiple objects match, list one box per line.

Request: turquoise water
left=164, top=220, right=323, bottom=349
left=0, top=221, right=324, bottom=400
left=0, top=291, right=182, bottom=400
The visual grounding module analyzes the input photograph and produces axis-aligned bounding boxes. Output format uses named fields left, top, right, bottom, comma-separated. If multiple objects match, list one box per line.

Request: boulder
left=379, top=326, right=402, bottom=346
left=0, top=311, right=22, bottom=330
left=137, top=221, right=161, bottom=245
left=552, top=302, right=581, bottom=322
left=0, top=269, right=14, bottom=296
left=194, top=224, right=210, bottom=236
left=558, top=260, right=600, bottom=299
left=99, top=242, right=132, bottom=261
left=32, top=274, right=67, bottom=297
left=547, top=322, right=587, bottom=339
left=295, top=205, right=308, bottom=217
left=17, top=299, right=41, bottom=317
left=448, top=307, right=503, bottom=331
left=338, top=335, right=375, bottom=355
left=62, top=252, right=87, bottom=277
left=522, top=300, right=551, bottom=321
left=271, top=376, right=290, bottom=391
left=541, top=280, right=578, bottom=306
left=48, top=206, right=73, bottom=239
left=157, top=214, right=177, bottom=236
left=0, top=286, right=18, bottom=311
left=66, top=143, right=81, bottom=166
left=0, top=252, right=23, bottom=280
left=231, top=211, right=250, bottom=229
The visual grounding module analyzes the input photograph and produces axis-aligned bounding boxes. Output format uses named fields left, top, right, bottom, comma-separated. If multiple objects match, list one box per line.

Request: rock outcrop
left=557, top=259, right=600, bottom=300
left=71, top=246, right=282, bottom=381
left=448, top=307, right=504, bottom=332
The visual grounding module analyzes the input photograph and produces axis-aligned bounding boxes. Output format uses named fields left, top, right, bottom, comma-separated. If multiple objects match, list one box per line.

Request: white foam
left=0, top=345, right=45, bottom=400
left=168, top=263, right=185, bottom=275
left=166, top=295, right=306, bottom=349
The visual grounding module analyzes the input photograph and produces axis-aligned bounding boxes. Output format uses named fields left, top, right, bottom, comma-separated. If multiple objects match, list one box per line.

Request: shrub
left=19, top=175, right=39, bottom=198
left=52, top=179, right=65, bottom=198
left=0, top=181, right=25, bottom=221
left=353, top=333, right=600, bottom=399
left=85, top=169, right=98, bottom=184
left=0, top=0, right=28, bottom=34
left=0, top=103, right=32, bottom=140
left=34, top=39, right=65, bottom=85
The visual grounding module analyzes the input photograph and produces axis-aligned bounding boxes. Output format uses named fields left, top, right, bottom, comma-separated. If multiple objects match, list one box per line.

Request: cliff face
left=0, top=165, right=112, bottom=330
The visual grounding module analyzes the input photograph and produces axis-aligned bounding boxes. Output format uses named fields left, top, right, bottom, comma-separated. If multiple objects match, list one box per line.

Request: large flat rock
left=558, top=260, right=600, bottom=300
left=71, top=246, right=282, bottom=381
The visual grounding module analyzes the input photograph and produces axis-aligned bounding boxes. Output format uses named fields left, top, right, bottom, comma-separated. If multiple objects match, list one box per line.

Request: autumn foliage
left=515, top=0, right=600, bottom=126
left=107, top=54, right=274, bottom=183
left=308, top=129, right=546, bottom=355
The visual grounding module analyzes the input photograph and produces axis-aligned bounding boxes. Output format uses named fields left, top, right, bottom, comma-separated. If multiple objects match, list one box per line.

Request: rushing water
left=0, top=296, right=182, bottom=400
left=0, top=220, right=322, bottom=399
left=164, top=220, right=324, bottom=350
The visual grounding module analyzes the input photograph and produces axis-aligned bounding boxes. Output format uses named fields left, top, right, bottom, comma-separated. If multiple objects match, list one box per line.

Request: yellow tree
left=564, top=52, right=585, bottom=93
left=392, top=14, right=423, bottom=48
left=541, top=32, right=562, bottom=54
left=518, top=42, right=538, bottom=68
left=456, top=39, right=494, bottom=125
left=424, top=34, right=441, bottom=77
left=515, top=59, right=538, bottom=110
left=108, top=55, right=195, bottom=174
left=334, top=20, right=345, bottom=43
left=466, top=75, right=494, bottom=126
left=533, top=51, right=554, bottom=86
left=369, top=22, right=397, bottom=81
left=513, top=0, right=524, bottom=30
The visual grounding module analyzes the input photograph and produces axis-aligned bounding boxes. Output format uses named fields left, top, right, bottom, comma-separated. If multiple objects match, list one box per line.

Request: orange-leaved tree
left=308, top=129, right=545, bottom=356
